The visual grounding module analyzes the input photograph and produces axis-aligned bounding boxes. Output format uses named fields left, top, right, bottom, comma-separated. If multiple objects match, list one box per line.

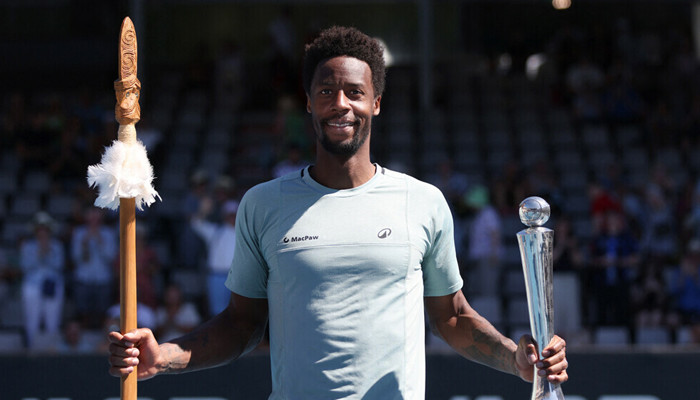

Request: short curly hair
left=302, top=26, right=386, bottom=98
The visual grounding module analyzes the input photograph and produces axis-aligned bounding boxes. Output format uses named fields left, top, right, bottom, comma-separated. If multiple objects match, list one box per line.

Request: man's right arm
left=109, top=293, right=268, bottom=379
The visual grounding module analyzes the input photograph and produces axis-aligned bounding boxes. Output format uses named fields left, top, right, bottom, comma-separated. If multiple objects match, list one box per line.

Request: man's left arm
left=424, top=290, right=568, bottom=383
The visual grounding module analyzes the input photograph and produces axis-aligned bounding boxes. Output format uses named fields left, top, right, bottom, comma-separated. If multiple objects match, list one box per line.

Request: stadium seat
left=594, top=326, right=630, bottom=346
left=0, top=330, right=25, bottom=353
left=22, top=170, right=51, bottom=194
left=635, top=326, right=671, bottom=346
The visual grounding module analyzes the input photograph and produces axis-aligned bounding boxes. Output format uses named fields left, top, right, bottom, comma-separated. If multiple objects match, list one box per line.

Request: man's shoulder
left=380, top=166, right=444, bottom=198
left=244, top=170, right=302, bottom=196
left=239, top=171, right=306, bottom=214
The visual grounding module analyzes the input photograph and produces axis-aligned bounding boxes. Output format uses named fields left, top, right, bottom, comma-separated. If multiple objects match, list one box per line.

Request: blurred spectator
left=155, top=283, right=202, bottom=342
left=588, top=180, right=623, bottom=235
left=683, top=177, right=700, bottom=241
left=602, top=65, right=644, bottom=126
left=566, top=54, right=605, bottom=124
left=462, top=185, right=503, bottom=297
left=177, top=169, right=210, bottom=270
left=552, top=214, right=584, bottom=339
left=587, top=211, right=640, bottom=327
left=16, top=108, right=56, bottom=170
left=191, top=199, right=239, bottom=318
left=48, top=115, right=88, bottom=192
left=272, top=142, right=310, bottom=178
left=566, top=56, right=605, bottom=96
left=70, top=207, right=117, bottom=328
left=72, top=88, right=107, bottom=150
left=0, top=247, right=21, bottom=310
left=630, top=258, right=675, bottom=328
left=274, top=94, right=310, bottom=153
left=211, top=174, right=238, bottom=220
left=105, top=302, right=157, bottom=332
left=674, top=239, right=700, bottom=336
left=524, top=158, right=563, bottom=212
left=571, top=88, right=603, bottom=123
left=56, top=319, right=95, bottom=354
left=214, top=39, right=245, bottom=108
left=426, top=158, right=470, bottom=208
left=20, top=212, right=65, bottom=349
left=426, top=159, right=471, bottom=264
left=491, top=159, right=528, bottom=216
left=641, top=183, right=678, bottom=265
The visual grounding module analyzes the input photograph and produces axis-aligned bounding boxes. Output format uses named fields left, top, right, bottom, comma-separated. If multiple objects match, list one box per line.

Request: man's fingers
left=108, top=350, right=138, bottom=377
left=536, top=352, right=568, bottom=380
left=108, top=329, right=143, bottom=347
left=526, top=343, right=538, bottom=364
left=108, top=330, right=142, bottom=378
left=108, top=364, right=135, bottom=378
left=108, top=331, right=125, bottom=344
left=547, top=369, right=569, bottom=384
left=109, top=342, right=140, bottom=357
left=542, top=335, right=566, bottom=357
left=517, top=335, right=539, bottom=364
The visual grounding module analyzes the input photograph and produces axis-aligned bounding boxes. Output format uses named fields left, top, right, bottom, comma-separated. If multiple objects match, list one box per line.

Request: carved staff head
left=114, top=17, right=141, bottom=125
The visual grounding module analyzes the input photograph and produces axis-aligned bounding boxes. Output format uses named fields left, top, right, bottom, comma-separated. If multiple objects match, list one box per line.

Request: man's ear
left=373, top=95, right=382, bottom=116
left=306, top=93, right=312, bottom=114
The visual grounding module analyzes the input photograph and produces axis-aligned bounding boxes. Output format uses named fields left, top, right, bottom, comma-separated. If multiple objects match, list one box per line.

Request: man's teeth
left=328, top=121, right=353, bottom=127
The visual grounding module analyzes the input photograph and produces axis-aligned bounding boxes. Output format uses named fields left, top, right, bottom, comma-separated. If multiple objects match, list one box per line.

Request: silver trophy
left=516, top=197, right=565, bottom=400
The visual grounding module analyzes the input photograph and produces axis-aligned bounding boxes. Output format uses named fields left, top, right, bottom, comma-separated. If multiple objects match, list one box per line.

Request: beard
left=316, top=117, right=371, bottom=157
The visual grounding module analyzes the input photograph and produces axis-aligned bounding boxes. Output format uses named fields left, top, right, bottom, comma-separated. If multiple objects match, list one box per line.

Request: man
left=109, top=26, right=568, bottom=399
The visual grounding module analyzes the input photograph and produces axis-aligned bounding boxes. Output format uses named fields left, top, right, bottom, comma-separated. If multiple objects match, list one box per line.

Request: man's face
left=306, top=56, right=381, bottom=157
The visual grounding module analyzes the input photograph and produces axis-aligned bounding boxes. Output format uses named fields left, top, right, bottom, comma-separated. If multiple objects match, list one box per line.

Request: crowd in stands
left=1, top=17, right=700, bottom=354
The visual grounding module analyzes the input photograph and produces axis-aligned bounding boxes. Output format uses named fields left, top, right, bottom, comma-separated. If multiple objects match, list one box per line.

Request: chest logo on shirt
left=283, top=235, right=320, bottom=243
left=377, top=228, right=392, bottom=239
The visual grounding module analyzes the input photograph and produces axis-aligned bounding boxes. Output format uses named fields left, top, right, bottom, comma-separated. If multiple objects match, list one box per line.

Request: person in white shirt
left=191, top=199, right=239, bottom=317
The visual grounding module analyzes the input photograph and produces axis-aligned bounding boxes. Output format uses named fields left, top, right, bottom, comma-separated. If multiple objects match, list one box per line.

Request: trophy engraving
left=517, top=196, right=565, bottom=400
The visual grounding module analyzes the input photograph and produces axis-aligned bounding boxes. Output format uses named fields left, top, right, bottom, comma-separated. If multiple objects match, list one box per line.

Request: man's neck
left=309, top=153, right=376, bottom=190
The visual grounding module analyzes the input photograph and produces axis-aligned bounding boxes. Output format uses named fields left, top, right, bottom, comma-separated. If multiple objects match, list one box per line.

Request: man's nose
left=331, top=90, right=351, bottom=111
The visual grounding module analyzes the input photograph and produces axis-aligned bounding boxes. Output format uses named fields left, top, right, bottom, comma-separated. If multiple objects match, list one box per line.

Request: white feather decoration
left=87, top=139, right=160, bottom=211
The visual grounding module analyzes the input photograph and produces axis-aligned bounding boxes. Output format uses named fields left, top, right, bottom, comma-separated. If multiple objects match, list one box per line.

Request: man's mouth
left=326, top=120, right=355, bottom=128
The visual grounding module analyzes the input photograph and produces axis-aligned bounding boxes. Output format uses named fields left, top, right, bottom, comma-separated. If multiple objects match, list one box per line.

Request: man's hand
left=108, top=328, right=163, bottom=380
left=514, top=334, right=568, bottom=383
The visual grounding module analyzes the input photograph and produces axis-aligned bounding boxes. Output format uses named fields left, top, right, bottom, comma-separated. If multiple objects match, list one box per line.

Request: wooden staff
left=88, top=16, right=159, bottom=400
left=120, top=198, right=137, bottom=400
left=116, top=16, right=140, bottom=400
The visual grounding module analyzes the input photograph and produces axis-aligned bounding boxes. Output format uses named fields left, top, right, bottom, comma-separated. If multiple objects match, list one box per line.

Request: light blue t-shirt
left=226, top=165, right=463, bottom=399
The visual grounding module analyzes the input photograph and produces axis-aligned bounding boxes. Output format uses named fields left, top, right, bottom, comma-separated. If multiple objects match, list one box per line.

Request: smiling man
left=108, top=26, right=568, bottom=399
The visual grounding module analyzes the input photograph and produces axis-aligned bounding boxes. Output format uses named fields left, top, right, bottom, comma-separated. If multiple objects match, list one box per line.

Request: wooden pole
left=116, top=17, right=140, bottom=400
left=88, top=16, right=158, bottom=400
left=120, top=197, right=137, bottom=400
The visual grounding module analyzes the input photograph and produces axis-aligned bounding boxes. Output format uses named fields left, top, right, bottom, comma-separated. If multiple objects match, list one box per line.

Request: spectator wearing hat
left=191, top=198, right=239, bottom=317
left=20, top=211, right=66, bottom=349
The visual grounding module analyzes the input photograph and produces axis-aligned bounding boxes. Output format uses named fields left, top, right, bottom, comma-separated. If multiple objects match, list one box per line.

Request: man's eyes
left=318, top=88, right=364, bottom=96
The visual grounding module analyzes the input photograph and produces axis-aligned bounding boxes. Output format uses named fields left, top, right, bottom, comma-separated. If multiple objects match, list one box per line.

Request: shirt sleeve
left=225, top=186, right=271, bottom=299
left=420, top=185, right=464, bottom=297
